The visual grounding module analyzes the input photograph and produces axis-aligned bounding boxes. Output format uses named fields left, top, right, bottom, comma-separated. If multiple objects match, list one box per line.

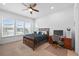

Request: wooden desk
left=48, top=35, right=72, bottom=49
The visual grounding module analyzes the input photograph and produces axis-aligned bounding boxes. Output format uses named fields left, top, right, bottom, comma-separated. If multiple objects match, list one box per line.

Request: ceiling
left=0, top=3, right=74, bottom=19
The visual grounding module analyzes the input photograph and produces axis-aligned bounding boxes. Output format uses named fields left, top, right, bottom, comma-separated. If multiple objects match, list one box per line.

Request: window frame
left=1, top=17, right=33, bottom=38
left=24, top=22, right=32, bottom=34
left=2, top=17, right=15, bottom=37
left=15, top=20, right=24, bottom=35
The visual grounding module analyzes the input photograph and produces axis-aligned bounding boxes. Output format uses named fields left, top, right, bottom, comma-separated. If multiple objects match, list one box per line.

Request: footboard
left=23, top=37, right=35, bottom=50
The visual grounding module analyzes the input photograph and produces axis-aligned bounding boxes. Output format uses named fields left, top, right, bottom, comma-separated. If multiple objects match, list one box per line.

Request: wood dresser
left=62, top=37, right=72, bottom=49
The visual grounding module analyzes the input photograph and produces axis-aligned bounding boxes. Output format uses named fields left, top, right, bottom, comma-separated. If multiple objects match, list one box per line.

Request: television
left=54, top=30, right=63, bottom=36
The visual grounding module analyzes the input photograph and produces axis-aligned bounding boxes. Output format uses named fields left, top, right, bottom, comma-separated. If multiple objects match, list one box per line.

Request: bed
left=23, top=28, right=49, bottom=50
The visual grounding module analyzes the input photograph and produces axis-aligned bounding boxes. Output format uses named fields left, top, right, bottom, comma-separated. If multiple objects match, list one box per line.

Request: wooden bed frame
left=23, top=28, right=49, bottom=50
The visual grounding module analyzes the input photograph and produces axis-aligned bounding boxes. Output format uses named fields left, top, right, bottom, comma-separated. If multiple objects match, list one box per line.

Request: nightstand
left=48, top=36, right=53, bottom=44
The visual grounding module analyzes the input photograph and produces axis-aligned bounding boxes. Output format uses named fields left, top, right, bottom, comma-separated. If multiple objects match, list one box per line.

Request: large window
left=16, top=20, right=24, bottom=35
left=25, top=22, right=31, bottom=34
left=1, top=17, right=33, bottom=37
left=2, top=18, right=15, bottom=37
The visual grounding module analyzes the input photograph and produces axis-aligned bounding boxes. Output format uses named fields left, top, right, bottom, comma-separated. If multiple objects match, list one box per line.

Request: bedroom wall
left=35, top=7, right=74, bottom=35
left=35, top=7, right=75, bottom=48
left=74, top=3, right=79, bottom=55
left=0, top=16, right=2, bottom=42
left=0, top=9, right=34, bottom=44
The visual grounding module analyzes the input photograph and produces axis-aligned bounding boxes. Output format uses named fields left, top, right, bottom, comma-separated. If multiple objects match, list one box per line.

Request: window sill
left=2, top=35, right=24, bottom=38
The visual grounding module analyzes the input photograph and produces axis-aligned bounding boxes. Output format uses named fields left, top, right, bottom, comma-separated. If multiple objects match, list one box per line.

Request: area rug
left=45, top=45, right=68, bottom=56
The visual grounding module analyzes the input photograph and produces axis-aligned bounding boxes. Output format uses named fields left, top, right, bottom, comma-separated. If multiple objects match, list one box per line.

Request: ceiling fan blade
left=22, top=3, right=28, bottom=7
left=31, top=3, right=37, bottom=7
left=30, top=3, right=37, bottom=8
left=31, top=8, right=39, bottom=12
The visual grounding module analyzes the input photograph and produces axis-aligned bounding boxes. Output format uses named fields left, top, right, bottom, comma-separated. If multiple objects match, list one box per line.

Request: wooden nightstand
left=48, top=36, right=53, bottom=44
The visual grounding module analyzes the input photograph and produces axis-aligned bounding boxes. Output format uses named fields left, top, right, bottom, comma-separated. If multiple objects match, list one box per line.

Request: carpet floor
left=0, top=40, right=77, bottom=56
left=46, top=44, right=67, bottom=56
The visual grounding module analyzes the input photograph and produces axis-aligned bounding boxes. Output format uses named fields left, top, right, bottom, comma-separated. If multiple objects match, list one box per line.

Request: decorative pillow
left=42, top=31, right=47, bottom=35
left=38, top=32, right=42, bottom=35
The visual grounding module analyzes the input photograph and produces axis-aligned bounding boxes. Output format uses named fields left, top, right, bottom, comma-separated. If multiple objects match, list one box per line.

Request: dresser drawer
left=63, top=38, right=72, bottom=49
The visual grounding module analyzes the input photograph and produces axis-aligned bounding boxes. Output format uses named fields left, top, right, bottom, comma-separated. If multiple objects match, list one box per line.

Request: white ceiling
left=0, top=3, right=74, bottom=19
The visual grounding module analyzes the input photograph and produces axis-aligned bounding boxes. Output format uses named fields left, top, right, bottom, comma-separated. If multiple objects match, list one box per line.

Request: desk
left=48, top=35, right=72, bottom=49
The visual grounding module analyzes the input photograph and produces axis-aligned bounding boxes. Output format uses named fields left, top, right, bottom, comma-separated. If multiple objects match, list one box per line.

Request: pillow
left=42, top=31, right=47, bottom=35
left=38, top=32, right=42, bottom=35
left=34, top=31, right=37, bottom=34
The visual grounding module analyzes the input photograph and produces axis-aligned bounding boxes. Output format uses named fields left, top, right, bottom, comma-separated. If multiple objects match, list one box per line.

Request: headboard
left=39, top=28, right=49, bottom=36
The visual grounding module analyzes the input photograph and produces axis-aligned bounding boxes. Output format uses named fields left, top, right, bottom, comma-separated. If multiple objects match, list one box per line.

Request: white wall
left=74, top=3, right=79, bottom=55
left=35, top=7, right=75, bottom=49
left=0, top=9, right=34, bottom=44
left=0, top=16, right=2, bottom=42
left=36, top=7, right=74, bottom=35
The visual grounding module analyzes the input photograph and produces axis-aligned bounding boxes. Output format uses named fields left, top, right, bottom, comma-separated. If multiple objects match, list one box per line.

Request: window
left=2, top=18, right=15, bottom=37
left=16, top=20, right=24, bottom=35
left=1, top=17, right=33, bottom=37
left=0, top=20, right=1, bottom=24
left=25, top=22, right=31, bottom=34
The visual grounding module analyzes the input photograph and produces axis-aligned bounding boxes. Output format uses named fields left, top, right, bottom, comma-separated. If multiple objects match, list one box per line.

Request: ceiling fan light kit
left=22, top=3, right=39, bottom=14
left=28, top=9, right=33, bottom=12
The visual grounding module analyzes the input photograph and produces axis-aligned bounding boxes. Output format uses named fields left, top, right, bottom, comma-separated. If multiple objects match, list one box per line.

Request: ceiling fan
left=22, top=3, right=39, bottom=14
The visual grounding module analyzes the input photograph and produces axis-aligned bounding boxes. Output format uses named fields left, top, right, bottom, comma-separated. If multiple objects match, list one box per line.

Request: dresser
left=62, top=37, right=72, bottom=49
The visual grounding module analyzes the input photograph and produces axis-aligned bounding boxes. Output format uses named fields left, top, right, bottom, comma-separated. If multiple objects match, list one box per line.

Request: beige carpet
left=0, top=40, right=77, bottom=56
left=45, top=45, right=67, bottom=56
